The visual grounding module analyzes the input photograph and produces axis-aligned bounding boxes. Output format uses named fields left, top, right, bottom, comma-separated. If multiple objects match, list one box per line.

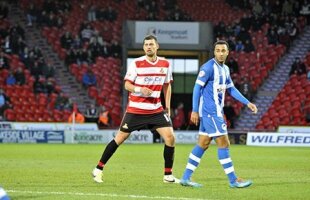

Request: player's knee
left=163, top=133, right=175, bottom=145
left=114, top=131, right=130, bottom=145
left=199, top=142, right=210, bottom=150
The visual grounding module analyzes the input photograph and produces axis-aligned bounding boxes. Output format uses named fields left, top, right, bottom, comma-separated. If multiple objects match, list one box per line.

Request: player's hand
left=190, top=112, right=199, bottom=126
left=247, top=102, right=258, bottom=114
left=141, top=87, right=153, bottom=96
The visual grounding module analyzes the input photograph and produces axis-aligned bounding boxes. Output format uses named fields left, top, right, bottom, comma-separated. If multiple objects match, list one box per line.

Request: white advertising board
left=135, top=21, right=199, bottom=44
left=65, top=130, right=153, bottom=144
left=277, top=126, right=310, bottom=133
left=247, top=132, right=310, bottom=147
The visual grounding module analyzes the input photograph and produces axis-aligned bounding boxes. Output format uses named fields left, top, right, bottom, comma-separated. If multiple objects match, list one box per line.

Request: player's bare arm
left=162, top=83, right=172, bottom=116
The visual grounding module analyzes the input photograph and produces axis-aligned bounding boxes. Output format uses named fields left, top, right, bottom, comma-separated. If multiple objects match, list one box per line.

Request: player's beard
left=146, top=51, right=156, bottom=60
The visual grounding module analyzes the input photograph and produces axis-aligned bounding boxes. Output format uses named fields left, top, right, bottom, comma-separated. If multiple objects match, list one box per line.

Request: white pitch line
left=7, top=190, right=215, bottom=200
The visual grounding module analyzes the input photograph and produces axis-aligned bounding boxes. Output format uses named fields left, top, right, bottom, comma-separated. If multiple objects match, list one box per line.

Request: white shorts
left=199, top=114, right=228, bottom=137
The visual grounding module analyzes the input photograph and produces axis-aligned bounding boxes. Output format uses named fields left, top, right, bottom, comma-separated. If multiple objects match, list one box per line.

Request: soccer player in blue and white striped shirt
left=180, top=40, right=258, bottom=188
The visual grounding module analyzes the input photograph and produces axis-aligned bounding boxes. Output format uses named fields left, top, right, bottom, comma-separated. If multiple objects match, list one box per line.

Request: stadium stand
left=1, top=0, right=309, bottom=130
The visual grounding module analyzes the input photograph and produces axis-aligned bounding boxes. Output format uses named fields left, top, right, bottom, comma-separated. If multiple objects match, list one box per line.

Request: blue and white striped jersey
left=194, top=58, right=234, bottom=117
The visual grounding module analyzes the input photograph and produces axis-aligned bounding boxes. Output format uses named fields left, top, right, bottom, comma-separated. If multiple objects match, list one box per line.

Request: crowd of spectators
left=218, top=0, right=309, bottom=52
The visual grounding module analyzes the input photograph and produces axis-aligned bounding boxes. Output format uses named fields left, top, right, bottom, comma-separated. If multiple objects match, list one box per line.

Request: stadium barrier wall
left=0, top=126, right=246, bottom=144
left=0, top=122, right=98, bottom=131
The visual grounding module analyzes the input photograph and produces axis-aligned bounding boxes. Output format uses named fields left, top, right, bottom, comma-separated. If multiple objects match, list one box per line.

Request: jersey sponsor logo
left=122, top=123, right=128, bottom=129
left=198, top=70, right=205, bottom=77
left=217, top=85, right=226, bottom=93
left=144, top=77, right=163, bottom=84
left=160, top=68, right=165, bottom=73
left=222, top=123, right=227, bottom=130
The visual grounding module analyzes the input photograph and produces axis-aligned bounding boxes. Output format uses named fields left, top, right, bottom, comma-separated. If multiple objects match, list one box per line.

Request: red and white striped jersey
left=124, top=55, right=173, bottom=114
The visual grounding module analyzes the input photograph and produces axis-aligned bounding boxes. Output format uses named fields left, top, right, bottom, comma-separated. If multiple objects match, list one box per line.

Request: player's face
left=143, top=39, right=159, bottom=57
left=214, top=44, right=229, bottom=64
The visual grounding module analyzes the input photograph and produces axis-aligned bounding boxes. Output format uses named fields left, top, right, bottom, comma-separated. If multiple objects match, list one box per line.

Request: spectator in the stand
left=251, top=15, right=263, bottom=32
left=98, top=105, right=111, bottom=128
left=45, top=77, right=55, bottom=94
left=262, top=0, right=272, bottom=16
left=272, top=0, right=282, bottom=15
left=85, top=104, right=99, bottom=123
left=252, top=1, right=263, bottom=16
left=105, top=6, right=117, bottom=22
left=227, top=35, right=236, bottom=51
left=82, top=69, right=97, bottom=88
left=54, top=92, right=70, bottom=110
left=19, top=47, right=32, bottom=68
left=3, top=36, right=12, bottom=54
left=14, top=67, right=25, bottom=85
left=300, top=0, right=310, bottom=25
left=0, top=1, right=9, bottom=19
left=235, top=40, right=244, bottom=52
left=32, top=46, right=43, bottom=58
left=42, top=61, right=55, bottom=79
left=33, top=77, right=46, bottom=94
left=26, top=3, right=38, bottom=26
left=0, top=88, right=11, bottom=118
left=30, top=61, right=42, bottom=80
left=238, top=77, right=253, bottom=101
left=60, top=31, right=73, bottom=49
left=267, top=28, right=279, bottom=45
left=227, top=57, right=239, bottom=74
left=46, top=13, right=58, bottom=27
left=65, top=48, right=78, bottom=66
left=237, top=26, right=251, bottom=43
left=10, top=23, right=25, bottom=40
left=282, top=0, right=293, bottom=15
left=223, top=101, right=237, bottom=129
left=37, top=11, right=49, bottom=27
left=289, top=57, right=307, bottom=76
left=110, top=40, right=122, bottom=58
left=214, top=21, right=227, bottom=39
left=101, top=41, right=111, bottom=58
left=173, top=102, right=185, bottom=130
left=72, top=34, right=82, bottom=49
left=77, top=48, right=90, bottom=65
left=292, top=1, right=301, bottom=16
left=243, top=39, right=255, bottom=53
left=88, top=38, right=103, bottom=61
left=91, top=30, right=104, bottom=45
left=0, top=51, right=9, bottom=70
left=81, top=24, right=94, bottom=43
left=6, top=70, right=16, bottom=85
left=288, top=20, right=298, bottom=41
left=68, top=108, right=85, bottom=123
left=88, top=5, right=97, bottom=21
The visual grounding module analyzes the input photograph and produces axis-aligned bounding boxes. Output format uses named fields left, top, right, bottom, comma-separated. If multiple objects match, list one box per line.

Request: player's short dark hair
left=143, top=35, right=158, bottom=43
left=213, top=40, right=229, bottom=50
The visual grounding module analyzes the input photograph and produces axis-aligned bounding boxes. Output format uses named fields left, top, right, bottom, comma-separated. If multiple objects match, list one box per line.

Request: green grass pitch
left=0, top=144, right=309, bottom=200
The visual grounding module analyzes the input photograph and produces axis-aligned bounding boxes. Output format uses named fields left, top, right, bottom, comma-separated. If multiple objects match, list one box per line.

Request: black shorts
left=119, top=111, right=172, bottom=133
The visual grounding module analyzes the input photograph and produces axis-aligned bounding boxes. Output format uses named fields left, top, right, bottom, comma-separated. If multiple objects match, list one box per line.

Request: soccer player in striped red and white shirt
left=92, top=35, right=179, bottom=184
